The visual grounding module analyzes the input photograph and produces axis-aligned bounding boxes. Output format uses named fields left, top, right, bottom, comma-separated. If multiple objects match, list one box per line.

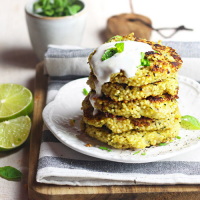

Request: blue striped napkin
left=36, top=42, right=200, bottom=185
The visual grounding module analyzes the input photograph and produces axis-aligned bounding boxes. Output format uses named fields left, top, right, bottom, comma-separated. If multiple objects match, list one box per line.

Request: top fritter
left=88, top=33, right=182, bottom=94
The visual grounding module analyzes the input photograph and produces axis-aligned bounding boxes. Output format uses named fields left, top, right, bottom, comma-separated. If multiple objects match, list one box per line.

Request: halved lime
left=0, top=116, right=31, bottom=151
left=0, top=84, right=33, bottom=122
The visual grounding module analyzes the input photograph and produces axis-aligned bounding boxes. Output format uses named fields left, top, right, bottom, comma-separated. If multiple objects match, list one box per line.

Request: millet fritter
left=87, top=75, right=179, bottom=101
left=81, top=120, right=180, bottom=149
left=88, top=33, right=182, bottom=87
left=82, top=92, right=179, bottom=119
left=83, top=105, right=181, bottom=133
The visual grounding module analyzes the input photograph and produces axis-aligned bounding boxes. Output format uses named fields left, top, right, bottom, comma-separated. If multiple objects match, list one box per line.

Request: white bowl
left=25, top=0, right=88, bottom=61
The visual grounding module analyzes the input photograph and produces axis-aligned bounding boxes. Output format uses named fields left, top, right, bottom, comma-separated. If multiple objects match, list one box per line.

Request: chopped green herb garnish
left=102, top=48, right=117, bottom=61
left=99, top=147, right=111, bottom=152
left=155, top=51, right=158, bottom=53
left=83, top=88, right=88, bottom=95
left=141, top=152, right=146, bottom=155
left=115, top=43, right=124, bottom=53
left=198, top=137, right=200, bottom=139
left=18, top=138, right=21, bottom=142
left=169, top=140, right=174, bottom=142
left=102, top=43, right=124, bottom=61
left=100, top=146, right=108, bottom=150
left=107, top=35, right=122, bottom=42
left=159, top=143, right=167, bottom=146
left=177, top=136, right=181, bottom=139
left=133, top=151, right=140, bottom=155
left=73, top=119, right=75, bottom=123
left=140, top=52, right=150, bottom=66
left=181, top=115, right=200, bottom=130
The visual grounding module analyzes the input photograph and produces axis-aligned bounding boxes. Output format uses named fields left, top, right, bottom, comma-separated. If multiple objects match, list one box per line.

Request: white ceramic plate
left=43, top=76, right=200, bottom=163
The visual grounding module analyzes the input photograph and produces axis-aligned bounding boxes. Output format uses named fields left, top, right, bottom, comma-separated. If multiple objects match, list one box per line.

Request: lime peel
left=0, top=83, right=33, bottom=122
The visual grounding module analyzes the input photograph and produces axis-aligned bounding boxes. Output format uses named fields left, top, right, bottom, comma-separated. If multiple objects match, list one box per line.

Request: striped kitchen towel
left=37, top=42, right=200, bottom=185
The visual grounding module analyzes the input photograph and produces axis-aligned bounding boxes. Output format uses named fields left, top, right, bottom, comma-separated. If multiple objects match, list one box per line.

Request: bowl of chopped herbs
left=25, top=0, right=88, bottom=60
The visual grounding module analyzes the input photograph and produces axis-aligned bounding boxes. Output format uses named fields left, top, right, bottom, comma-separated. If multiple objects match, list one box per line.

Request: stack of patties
left=81, top=33, right=182, bottom=149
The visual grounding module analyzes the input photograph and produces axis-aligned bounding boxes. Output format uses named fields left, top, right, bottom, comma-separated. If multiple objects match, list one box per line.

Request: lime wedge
left=0, top=84, right=33, bottom=122
left=0, top=116, right=31, bottom=151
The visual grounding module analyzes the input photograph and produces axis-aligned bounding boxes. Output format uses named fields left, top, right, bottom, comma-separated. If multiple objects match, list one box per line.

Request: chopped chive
left=108, top=149, right=111, bottom=152
left=100, top=146, right=108, bottom=150
left=140, top=52, right=150, bottom=66
left=159, top=143, right=167, bottom=146
left=169, top=140, right=174, bottom=142
left=198, top=137, right=200, bottom=139
left=73, top=119, right=76, bottom=123
left=141, top=152, right=146, bottom=155
left=83, top=88, right=88, bottom=95
left=133, top=151, right=140, bottom=155
left=102, top=43, right=124, bottom=61
left=155, top=51, right=158, bottom=53
left=176, top=136, right=181, bottom=139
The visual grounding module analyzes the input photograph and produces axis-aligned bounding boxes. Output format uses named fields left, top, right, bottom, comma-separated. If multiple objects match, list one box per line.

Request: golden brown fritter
left=82, top=105, right=181, bottom=133
left=81, top=120, right=180, bottom=149
left=82, top=92, right=179, bottom=119
left=87, top=75, right=179, bottom=101
left=88, top=33, right=182, bottom=87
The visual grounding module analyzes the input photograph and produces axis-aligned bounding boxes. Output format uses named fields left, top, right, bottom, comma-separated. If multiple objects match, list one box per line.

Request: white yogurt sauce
left=89, top=40, right=153, bottom=114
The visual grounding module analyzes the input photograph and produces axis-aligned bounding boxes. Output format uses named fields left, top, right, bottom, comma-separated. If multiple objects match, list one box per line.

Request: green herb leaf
left=102, top=48, right=117, bottom=61
left=34, top=2, right=43, bottom=12
left=33, top=0, right=83, bottom=17
left=102, top=43, right=124, bottom=61
left=176, top=136, right=181, bottom=139
left=68, top=4, right=81, bottom=15
left=44, top=9, right=54, bottom=16
left=115, top=43, right=124, bottom=53
left=108, top=149, right=111, bottom=152
left=133, top=151, right=140, bottom=155
left=0, top=166, right=23, bottom=180
left=140, top=52, right=150, bottom=66
left=155, top=51, right=158, bottom=53
left=141, top=52, right=145, bottom=59
left=169, top=140, right=174, bottom=142
left=141, top=152, right=146, bottom=155
left=68, top=0, right=76, bottom=6
left=159, top=143, right=167, bottom=146
left=107, top=35, right=122, bottom=42
left=83, top=88, right=88, bottom=96
left=100, top=146, right=108, bottom=150
left=42, top=0, right=48, bottom=7
left=181, top=115, right=200, bottom=130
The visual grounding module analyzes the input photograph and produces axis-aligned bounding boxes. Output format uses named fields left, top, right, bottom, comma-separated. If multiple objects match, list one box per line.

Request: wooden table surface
left=0, top=0, right=200, bottom=199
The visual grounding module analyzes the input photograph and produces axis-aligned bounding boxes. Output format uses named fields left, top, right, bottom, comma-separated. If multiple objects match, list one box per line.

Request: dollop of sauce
left=89, top=40, right=153, bottom=114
